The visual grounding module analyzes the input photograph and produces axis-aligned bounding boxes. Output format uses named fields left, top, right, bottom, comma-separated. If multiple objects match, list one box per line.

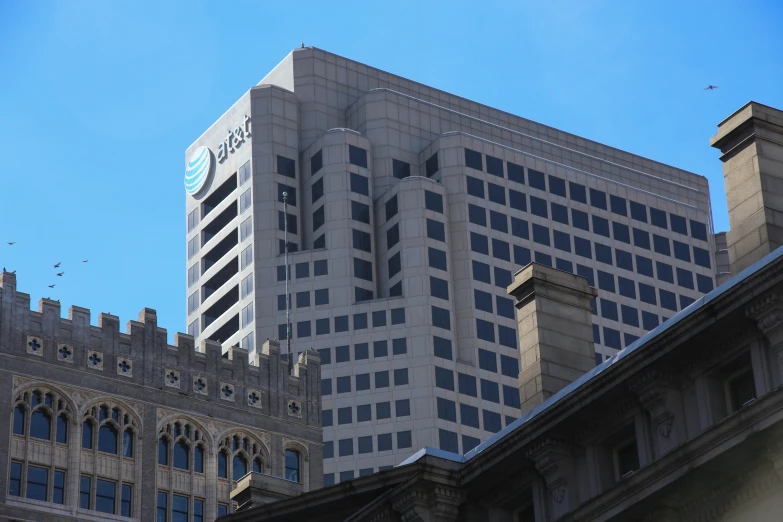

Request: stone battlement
left=0, top=271, right=321, bottom=425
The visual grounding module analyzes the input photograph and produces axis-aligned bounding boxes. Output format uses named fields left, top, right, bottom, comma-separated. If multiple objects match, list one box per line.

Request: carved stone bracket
left=389, top=486, right=465, bottom=522
left=526, top=438, right=578, bottom=520
left=747, top=292, right=783, bottom=346
left=628, top=370, right=681, bottom=449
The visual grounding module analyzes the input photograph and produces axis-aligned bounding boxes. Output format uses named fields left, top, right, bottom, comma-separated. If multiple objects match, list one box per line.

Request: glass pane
left=80, top=476, right=91, bottom=509
left=285, top=450, right=300, bottom=482
left=174, top=440, right=189, bottom=470
left=13, top=406, right=25, bottom=435
left=121, top=484, right=132, bottom=517
left=30, top=410, right=51, bottom=440
left=98, top=424, right=118, bottom=454
left=96, top=479, right=116, bottom=514
left=194, top=445, right=204, bottom=473
left=173, top=494, right=189, bottom=522
left=82, top=422, right=93, bottom=449
left=253, top=459, right=262, bottom=473
left=9, top=462, right=22, bottom=496
left=26, top=465, right=48, bottom=501
left=123, top=430, right=133, bottom=457
left=218, top=451, right=227, bottom=478
left=56, top=415, right=68, bottom=444
left=158, top=438, right=168, bottom=465
left=157, top=491, right=167, bottom=522
left=53, top=470, right=65, bottom=504
left=194, top=498, right=204, bottom=522
left=232, top=455, right=247, bottom=481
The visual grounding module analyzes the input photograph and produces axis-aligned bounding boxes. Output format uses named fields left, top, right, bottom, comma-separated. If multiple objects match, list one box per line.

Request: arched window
left=218, top=450, right=228, bottom=478
left=31, top=391, right=42, bottom=407
left=158, top=438, right=169, bottom=465
left=99, top=406, right=109, bottom=422
left=56, top=414, right=68, bottom=444
left=82, top=421, right=94, bottom=449
left=13, top=406, right=25, bottom=435
left=232, top=454, right=247, bottom=481
left=98, top=424, right=118, bottom=454
left=174, top=440, right=189, bottom=470
left=253, top=458, right=263, bottom=473
left=285, top=450, right=300, bottom=482
left=123, top=429, right=133, bottom=458
left=194, top=445, right=204, bottom=474
left=30, top=410, right=51, bottom=440
left=44, top=393, right=53, bottom=409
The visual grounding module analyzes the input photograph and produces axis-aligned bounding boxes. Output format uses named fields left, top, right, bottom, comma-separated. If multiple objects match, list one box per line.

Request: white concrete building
left=184, top=47, right=716, bottom=483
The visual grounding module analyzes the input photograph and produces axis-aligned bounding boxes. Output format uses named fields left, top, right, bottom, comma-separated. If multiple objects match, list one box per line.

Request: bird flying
left=48, top=284, right=55, bottom=288
left=7, top=242, right=15, bottom=245
left=705, top=85, right=719, bottom=90
left=82, top=260, right=88, bottom=263
left=54, top=262, right=61, bottom=268
left=56, top=272, right=64, bottom=277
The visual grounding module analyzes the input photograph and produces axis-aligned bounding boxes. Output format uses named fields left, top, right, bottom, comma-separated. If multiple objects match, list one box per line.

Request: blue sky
left=1, top=1, right=781, bottom=339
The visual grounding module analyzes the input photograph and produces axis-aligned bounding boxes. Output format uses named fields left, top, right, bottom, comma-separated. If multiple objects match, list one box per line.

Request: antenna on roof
left=283, top=192, right=293, bottom=373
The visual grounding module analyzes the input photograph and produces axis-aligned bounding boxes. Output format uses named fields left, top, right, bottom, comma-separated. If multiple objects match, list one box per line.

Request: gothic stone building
left=218, top=105, right=783, bottom=521
left=0, top=270, right=322, bottom=521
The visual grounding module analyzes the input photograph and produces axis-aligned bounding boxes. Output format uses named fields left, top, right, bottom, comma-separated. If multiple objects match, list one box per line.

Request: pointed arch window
left=56, top=414, right=68, bottom=444
left=123, top=429, right=133, bottom=458
left=30, top=410, right=51, bottom=440
left=232, top=454, right=247, bottom=481
left=285, top=450, right=300, bottom=482
left=218, top=450, right=228, bottom=478
left=253, top=458, right=263, bottom=473
left=194, top=445, right=204, bottom=474
left=174, top=440, right=189, bottom=470
left=13, top=406, right=25, bottom=435
left=158, top=437, right=169, bottom=465
left=82, top=421, right=94, bottom=449
left=99, top=423, right=118, bottom=454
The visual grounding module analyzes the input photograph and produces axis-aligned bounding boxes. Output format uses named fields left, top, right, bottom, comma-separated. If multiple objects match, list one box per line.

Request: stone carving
left=248, top=390, right=262, bottom=408
left=26, top=336, right=43, bottom=356
left=117, top=358, right=132, bottom=377
left=287, top=399, right=302, bottom=417
left=193, top=376, right=208, bottom=395
left=86, top=350, right=103, bottom=370
left=165, top=369, right=181, bottom=389
left=551, top=481, right=567, bottom=504
left=657, top=415, right=674, bottom=438
left=220, top=383, right=235, bottom=402
left=57, top=342, right=73, bottom=363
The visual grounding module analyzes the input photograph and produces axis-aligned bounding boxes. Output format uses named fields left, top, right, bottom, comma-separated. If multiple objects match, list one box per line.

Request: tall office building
left=185, top=47, right=716, bottom=484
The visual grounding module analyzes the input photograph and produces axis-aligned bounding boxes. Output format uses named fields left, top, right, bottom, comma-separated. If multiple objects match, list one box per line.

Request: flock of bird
left=4, top=242, right=88, bottom=296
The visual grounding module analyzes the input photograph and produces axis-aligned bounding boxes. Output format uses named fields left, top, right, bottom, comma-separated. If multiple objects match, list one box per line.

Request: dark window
left=631, top=228, right=650, bottom=250
left=278, top=211, right=297, bottom=235
left=514, top=245, right=532, bottom=266
left=460, top=404, right=480, bottom=428
left=569, top=182, right=587, bottom=203
left=312, top=177, right=324, bottom=203
left=310, top=149, right=323, bottom=175
left=312, top=205, right=325, bottom=231
left=501, top=354, right=519, bottom=378
left=323, top=440, right=333, bottom=458
left=337, top=376, right=352, bottom=393
left=556, top=257, right=574, bottom=272
left=322, top=410, right=333, bottom=427
left=391, top=308, right=405, bottom=324
left=437, top=398, right=457, bottom=422
left=372, top=310, right=387, bottom=327
left=618, top=276, right=636, bottom=298
left=595, top=243, right=613, bottom=265
left=483, top=410, right=502, bottom=433
left=653, top=234, right=671, bottom=256
left=98, top=424, right=118, bottom=454
left=475, top=289, right=493, bottom=313
left=494, top=267, right=512, bottom=288
left=472, top=260, right=491, bottom=284
left=670, top=214, right=688, bottom=235
left=577, top=264, right=595, bottom=286
left=378, top=434, right=392, bottom=451
left=471, top=232, right=489, bottom=255
left=439, top=429, right=459, bottom=453
left=549, top=175, right=566, bottom=197
left=511, top=217, right=529, bottom=239
left=296, top=262, right=309, bottom=279
left=604, top=327, right=621, bottom=349
left=680, top=295, right=696, bottom=309
left=174, top=440, right=189, bottom=470
left=13, top=406, right=25, bottom=436
left=532, top=224, right=550, bottom=246
left=427, top=219, right=446, bottom=242
left=488, top=183, right=506, bottom=205
left=621, top=305, right=639, bottom=327
left=465, top=149, right=483, bottom=170
left=354, top=340, right=369, bottom=358
left=338, top=439, right=353, bottom=457
left=529, top=169, right=546, bottom=190
left=374, top=340, right=388, bottom=358
left=509, top=189, right=527, bottom=212
left=393, top=338, right=407, bottom=355
left=351, top=173, right=369, bottom=196
left=694, top=247, right=711, bottom=268
left=297, top=320, right=311, bottom=338
left=321, top=379, right=332, bottom=396
left=490, top=210, right=508, bottom=233
left=574, top=236, right=592, bottom=259
left=335, top=316, right=349, bottom=333
left=468, top=204, right=487, bottom=226
left=218, top=451, right=228, bottom=478
left=478, top=348, right=497, bottom=372
left=508, top=162, right=525, bottom=184
left=630, top=201, right=647, bottom=222
left=353, top=229, right=372, bottom=253
left=296, top=291, right=310, bottom=308
left=553, top=230, right=571, bottom=252
left=354, top=258, right=373, bottom=281
left=530, top=196, right=548, bottom=218
left=612, top=222, right=630, bottom=244
left=610, top=195, right=627, bottom=216
left=458, top=373, right=477, bottom=397
left=338, top=407, right=353, bottom=424
left=425, top=191, right=444, bottom=213
left=434, top=336, right=453, bottom=360
left=551, top=202, right=569, bottom=225
left=435, top=367, right=455, bottom=391
left=463, top=435, right=481, bottom=452
left=426, top=153, right=439, bottom=177
left=598, top=270, right=615, bottom=292
left=690, top=220, right=708, bottom=241
left=639, top=283, right=657, bottom=305
left=486, top=155, right=504, bottom=177
left=615, top=249, right=633, bottom=271
left=352, top=200, right=370, bottom=224
left=31, top=409, right=51, bottom=440
left=590, top=188, right=607, bottom=210
left=430, top=276, right=450, bottom=300
left=601, top=298, right=619, bottom=321
left=503, top=385, right=521, bottom=409
left=358, top=436, right=373, bottom=454
left=492, top=238, right=510, bottom=261
left=26, top=464, right=48, bottom=501
left=657, top=262, right=674, bottom=283
left=314, top=260, right=328, bottom=276
left=650, top=208, right=668, bottom=229
left=429, top=247, right=448, bottom=271
left=496, top=296, right=515, bottom=319
left=393, top=159, right=411, bottom=179
left=660, top=289, right=678, bottom=311
left=480, top=379, right=500, bottom=403
left=335, top=345, right=350, bottom=363
left=315, top=288, right=329, bottom=306
left=357, top=404, right=372, bottom=422
left=387, top=223, right=400, bottom=250
left=535, top=251, right=552, bottom=267
left=96, top=479, right=116, bottom=514
left=467, top=176, right=485, bottom=198
left=375, top=371, right=390, bottom=389
left=593, top=216, right=610, bottom=237
left=432, top=306, right=451, bottom=330
left=642, top=311, right=659, bottom=330
left=676, top=268, right=694, bottom=289
left=349, top=145, right=368, bottom=168
left=499, top=325, right=517, bottom=348
left=697, top=274, right=714, bottom=293
left=316, top=318, right=330, bottom=337
left=636, top=255, right=654, bottom=277
left=277, top=155, right=296, bottom=178
left=278, top=183, right=296, bottom=206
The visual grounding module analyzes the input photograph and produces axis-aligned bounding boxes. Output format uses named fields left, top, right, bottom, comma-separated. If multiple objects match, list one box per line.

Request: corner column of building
left=710, top=102, right=783, bottom=274
left=507, top=264, right=597, bottom=414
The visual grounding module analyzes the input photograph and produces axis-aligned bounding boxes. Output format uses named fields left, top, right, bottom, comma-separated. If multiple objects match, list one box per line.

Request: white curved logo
left=185, top=146, right=213, bottom=196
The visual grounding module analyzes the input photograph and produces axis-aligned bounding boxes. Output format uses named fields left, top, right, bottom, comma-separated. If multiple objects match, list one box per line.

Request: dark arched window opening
left=13, top=406, right=25, bottom=435
left=56, top=414, right=68, bottom=444
left=82, top=421, right=94, bottom=449
left=123, top=429, right=133, bottom=458
left=285, top=450, right=300, bottom=482
left=158, top=438, right=169, bottom=465
left=174, top=440, right=189, bottom=470
left=99, top=424, right=118, bottom=454
left=218, top=451, right=228, bottom=478
left=30, top=410, right=51, bottom=440
left=253, top=458, right=263, bottom=473
left=194, top=445, right=204, bottom=473
left=232, top=455, right=247, bottom=481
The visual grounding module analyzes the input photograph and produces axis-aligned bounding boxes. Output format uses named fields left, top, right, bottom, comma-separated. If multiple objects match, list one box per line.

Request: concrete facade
left=0, top=271, right=321, bottom=521
left=185, top=47, right=718, bottom=481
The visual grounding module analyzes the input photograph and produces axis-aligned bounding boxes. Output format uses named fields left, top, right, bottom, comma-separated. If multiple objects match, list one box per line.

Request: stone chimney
left=711, top=102, right=783, bottom=274
left=508, top=264, right=598, bottom=414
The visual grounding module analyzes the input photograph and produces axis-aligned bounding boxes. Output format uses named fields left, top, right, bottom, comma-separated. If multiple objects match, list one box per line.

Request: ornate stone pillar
left=526, top=439, right=578, bottom=521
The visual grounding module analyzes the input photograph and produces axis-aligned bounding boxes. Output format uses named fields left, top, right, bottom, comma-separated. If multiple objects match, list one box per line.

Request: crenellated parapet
left=0, top=271, right=321, bottom=428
